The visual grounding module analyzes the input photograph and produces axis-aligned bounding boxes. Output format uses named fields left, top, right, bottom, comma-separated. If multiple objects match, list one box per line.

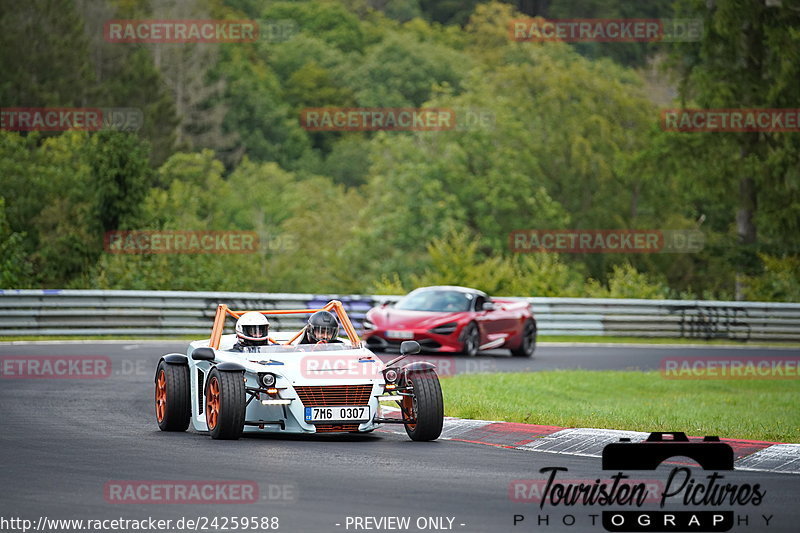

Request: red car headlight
left=429, top=322, right=458, bottom=335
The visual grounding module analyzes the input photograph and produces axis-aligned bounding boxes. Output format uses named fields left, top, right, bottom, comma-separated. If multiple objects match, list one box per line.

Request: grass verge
left=440, top=370, right=800, bottom=443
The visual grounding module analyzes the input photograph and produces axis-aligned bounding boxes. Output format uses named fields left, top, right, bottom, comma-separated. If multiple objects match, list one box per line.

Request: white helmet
left=235, top=311, right=270, bottom=345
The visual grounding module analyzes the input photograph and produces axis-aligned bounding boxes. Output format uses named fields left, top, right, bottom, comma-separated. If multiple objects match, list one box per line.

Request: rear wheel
left=155, top=361, right=190, bottom=431
left=402, top=370, right=444, bottom=441
left=511, top=320, right=537, bottom=358
left=460, top=323, right=480, bottom=357
left=205, top=368, right=245, bottom=440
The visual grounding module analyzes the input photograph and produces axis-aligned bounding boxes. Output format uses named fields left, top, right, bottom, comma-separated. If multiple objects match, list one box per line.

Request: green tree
left=0, top=0, right=93, bottom=107
left=407, top=231, right=586, bottom=297
left=743, top=254, right=800, bottom=303
left=586, top=263, right=670, bottom=299
left=320, top=135, right=373, bottom=187
left=261, top=1, right=370, bottom=53
left=346, top=32, right=470, bottom=107
left=669, top=0, right=800, bottom=298
left=215, top=45, right=314, bottom=169
left=0, top=130, right=153, bottom=287
left=284, top=61, right=356, bottom=111
left=27, top=132, right=96, bottom=285
left=543, top=0, right=675, bottom=67
left=91, top=150, right=235, bottom=291
left=86, top=131, right=153, bottom=232
left=0, top=197, right=32, bottom=288
left=419, top=0, right=484, bottom=25
left=75, top=0, right=179, bottom=166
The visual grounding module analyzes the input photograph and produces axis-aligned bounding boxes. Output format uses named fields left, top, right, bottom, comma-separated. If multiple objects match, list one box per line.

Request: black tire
left=155, top=360, right=190, bottom=432
left=510, top=320, right=537, bottom=358
left=460, top=323, right=480, bottom=357
left=402, top=369, right=444, bottom=441
left=205, top=368, right=246, bottom=440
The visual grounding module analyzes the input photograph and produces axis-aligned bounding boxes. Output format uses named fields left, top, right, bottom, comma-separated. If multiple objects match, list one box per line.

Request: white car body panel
left=186, top=334, right=387, bottom=434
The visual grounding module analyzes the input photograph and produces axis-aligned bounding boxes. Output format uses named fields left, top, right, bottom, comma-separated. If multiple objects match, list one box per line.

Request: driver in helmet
left=299, top=310, right=343, bottom=344
left=231, top=311, right=276, bottom=352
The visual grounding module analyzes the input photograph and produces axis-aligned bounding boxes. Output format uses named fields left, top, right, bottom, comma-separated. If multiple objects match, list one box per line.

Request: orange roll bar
left=208, top=300, right=361, bottom=349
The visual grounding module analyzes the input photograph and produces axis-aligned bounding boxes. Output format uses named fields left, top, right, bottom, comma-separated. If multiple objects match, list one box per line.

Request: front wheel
left=205, top=368, right=246, bottom=440
left=402, top=369, right=444, bottom=441
left=155, top=361, right=190, bottom=431
left=460, top=323, right=480, bottom=357
left=511, top=320, right=537, bottom=358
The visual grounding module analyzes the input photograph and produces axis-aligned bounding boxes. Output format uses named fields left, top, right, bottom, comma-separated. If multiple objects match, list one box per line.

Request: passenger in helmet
left=231, top=311, right=276, bottom=352
left=300, top=310, right=343, bottom=344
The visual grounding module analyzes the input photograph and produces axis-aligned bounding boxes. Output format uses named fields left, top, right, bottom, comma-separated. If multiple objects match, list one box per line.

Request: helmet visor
left=310, top=325, right=337, bottom=341
left=241, top=324, right=268, bottom=340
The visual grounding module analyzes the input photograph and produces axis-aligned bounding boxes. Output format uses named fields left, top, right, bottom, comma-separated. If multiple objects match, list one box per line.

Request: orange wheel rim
left=206, top=376, right=220, bottom=430
left=155, top=369, right=167, bottom=422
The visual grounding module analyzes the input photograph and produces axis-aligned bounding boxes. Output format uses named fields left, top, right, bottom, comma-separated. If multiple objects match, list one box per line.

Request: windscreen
left=394, top=290, right=473, bottom=312
left=228, top=343, right=361, bottom=354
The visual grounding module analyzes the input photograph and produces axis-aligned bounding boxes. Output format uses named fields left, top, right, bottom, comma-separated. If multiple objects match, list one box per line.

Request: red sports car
left=362, top=286, right=536, bottom=357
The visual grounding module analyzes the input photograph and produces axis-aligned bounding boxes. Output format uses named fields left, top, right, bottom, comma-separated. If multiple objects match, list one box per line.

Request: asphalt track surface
left=1, top=342, right=799, bottom=533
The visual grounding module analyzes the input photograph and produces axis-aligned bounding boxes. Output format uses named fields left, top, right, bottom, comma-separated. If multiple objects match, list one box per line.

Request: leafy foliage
left=0, top=0, right=796, bottom=302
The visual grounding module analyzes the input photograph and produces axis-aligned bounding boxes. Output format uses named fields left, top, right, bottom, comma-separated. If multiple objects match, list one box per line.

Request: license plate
left=304, top=406, right=370, bottom=423
left=386, top=330, right=413, bottom=339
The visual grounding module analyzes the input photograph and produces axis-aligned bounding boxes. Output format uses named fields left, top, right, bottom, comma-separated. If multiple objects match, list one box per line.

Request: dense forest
left=1, top=0, right=798, bottom=300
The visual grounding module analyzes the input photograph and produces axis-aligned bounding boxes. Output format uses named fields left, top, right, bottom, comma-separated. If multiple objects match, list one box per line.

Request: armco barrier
left=0, top=290, right=798, bottom=341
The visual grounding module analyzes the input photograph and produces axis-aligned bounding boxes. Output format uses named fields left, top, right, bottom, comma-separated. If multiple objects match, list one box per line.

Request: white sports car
left=154, top=300, right=444, bottom=441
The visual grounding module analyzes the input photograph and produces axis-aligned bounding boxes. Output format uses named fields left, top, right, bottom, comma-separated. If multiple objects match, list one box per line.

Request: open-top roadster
left=154, top=300, right=444, bottom=440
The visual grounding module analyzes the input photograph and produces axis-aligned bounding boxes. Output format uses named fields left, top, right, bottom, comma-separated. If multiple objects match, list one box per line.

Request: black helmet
left=306, top=310, right=339, bottom=342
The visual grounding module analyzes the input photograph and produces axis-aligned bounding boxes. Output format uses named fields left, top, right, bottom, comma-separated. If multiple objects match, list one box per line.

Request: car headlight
left=429, top=322, right=458, bottom=335
left=383, top=368, right=399, bottom=384
left=259, top=373, right=276, bottom=387
left=363, top=319, right=375, bottom=330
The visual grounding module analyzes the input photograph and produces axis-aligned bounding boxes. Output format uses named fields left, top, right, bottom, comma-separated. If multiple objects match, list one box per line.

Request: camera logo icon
left=602, top=432, right=734, bottom=470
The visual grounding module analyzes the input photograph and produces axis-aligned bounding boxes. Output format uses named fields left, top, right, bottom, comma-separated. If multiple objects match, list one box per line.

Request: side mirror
left=192, top=347, right=215, bottom=361
left=400, top=340, right=421, bottom=356
left=482, top=301, right=496, bottom=311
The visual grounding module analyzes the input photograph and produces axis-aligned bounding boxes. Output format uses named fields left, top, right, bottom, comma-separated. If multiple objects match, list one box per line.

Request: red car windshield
left=395, top=290, right=472, bottom=312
